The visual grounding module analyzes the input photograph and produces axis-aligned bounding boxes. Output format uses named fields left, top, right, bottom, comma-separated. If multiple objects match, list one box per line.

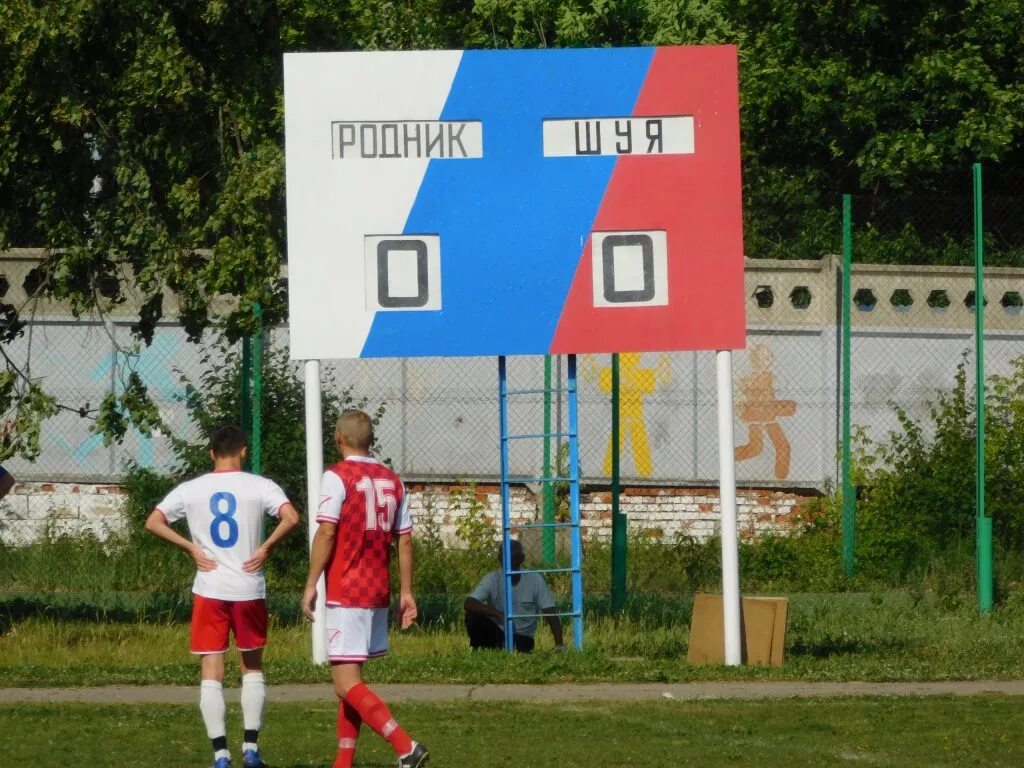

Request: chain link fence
left=1, top=167, right=1022, bottom=607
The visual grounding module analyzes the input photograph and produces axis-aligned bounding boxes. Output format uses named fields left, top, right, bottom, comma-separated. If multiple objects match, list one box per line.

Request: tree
left=2, top=0, right=1022, bottom=460
left=0, top=0, right=475, bottom=459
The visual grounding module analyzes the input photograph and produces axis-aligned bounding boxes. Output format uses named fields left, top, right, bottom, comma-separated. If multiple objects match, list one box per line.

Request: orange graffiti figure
left=584, top=353, right=670, bottom=478
left=734, top=344, right=797, bottom=480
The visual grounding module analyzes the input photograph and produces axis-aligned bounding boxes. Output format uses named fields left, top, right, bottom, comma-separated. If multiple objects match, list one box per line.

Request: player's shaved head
left=336, top=409, right=374, bottom=451
left=210, top=424, right=247, bottom=457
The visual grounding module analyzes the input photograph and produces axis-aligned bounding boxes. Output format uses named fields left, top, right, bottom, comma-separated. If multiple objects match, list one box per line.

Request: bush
left=853, top=353, right=1024, bottom=581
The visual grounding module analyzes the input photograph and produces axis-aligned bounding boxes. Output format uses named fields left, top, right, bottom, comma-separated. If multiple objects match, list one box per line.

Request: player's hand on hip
left=242, top=547, right=268, bottom=573
left=399, top=592, right=418, bottom=629
left=191, top=545, right=217, bottom=572
left=301, top=585, right=318, bottom=622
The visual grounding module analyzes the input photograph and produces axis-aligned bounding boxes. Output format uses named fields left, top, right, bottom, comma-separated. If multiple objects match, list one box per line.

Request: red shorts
left=190, top=595, right=268, bottom=654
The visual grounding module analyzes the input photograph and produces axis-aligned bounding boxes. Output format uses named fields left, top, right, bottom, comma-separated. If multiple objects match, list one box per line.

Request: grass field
left=2, top=698, right=1022, bottom=767
left=4, top=592, right=1024, bottom=686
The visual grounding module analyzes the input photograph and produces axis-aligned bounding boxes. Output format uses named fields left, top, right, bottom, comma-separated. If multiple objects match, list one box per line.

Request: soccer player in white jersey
left=145, top=425, right=299, bottom=768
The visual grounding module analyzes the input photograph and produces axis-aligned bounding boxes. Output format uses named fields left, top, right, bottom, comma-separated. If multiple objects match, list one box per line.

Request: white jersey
left=157, top=470, right=290, bottom=601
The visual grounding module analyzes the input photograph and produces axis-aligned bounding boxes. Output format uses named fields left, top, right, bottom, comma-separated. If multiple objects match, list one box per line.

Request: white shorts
left=326, top=606, right=390, bottom=663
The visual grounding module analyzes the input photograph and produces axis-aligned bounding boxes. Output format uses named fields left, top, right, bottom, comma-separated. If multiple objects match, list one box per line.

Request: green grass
left=2, top=698, right=1023, bottom=767
left=5, top=592, right=1024, bottom=686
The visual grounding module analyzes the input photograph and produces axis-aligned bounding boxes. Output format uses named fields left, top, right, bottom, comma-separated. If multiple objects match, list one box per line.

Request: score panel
left=284, top=46, right=745, bottom=360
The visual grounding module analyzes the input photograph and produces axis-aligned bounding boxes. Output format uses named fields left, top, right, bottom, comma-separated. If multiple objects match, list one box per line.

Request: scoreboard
left=284, top=46, right=745, bottom=360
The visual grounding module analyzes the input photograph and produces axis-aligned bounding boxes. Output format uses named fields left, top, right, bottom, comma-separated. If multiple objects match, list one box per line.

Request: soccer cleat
left=241, top=748, right=267, bottom=768
left=212, top=758, right=232, bottom=768
left=397, top=742, right=429, bottom=768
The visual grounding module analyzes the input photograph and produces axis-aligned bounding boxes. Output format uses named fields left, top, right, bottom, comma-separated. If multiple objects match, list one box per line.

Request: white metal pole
left=716, top=349, right=742, bottom=666
left=304, top=359, right=328, bottom=665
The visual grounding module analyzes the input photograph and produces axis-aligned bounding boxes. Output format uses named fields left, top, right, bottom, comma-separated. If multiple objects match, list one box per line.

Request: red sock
left=345, top=683, right=413, bottom=756
left=333, top=699, right=361, bottom=768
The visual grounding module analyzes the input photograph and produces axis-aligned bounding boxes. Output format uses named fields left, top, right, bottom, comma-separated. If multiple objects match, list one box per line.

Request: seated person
left=464, top=539, right=564, bottom=653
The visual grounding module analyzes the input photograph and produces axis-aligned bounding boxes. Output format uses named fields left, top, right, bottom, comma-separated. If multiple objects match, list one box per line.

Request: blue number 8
left=209, top=492, right=239, bottom=548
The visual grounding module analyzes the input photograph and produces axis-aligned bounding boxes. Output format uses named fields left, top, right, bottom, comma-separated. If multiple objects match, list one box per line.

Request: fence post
left=974, top=162, right=993, bottom=614
left=251, top=303, right=264, bottom=474
left=241, top=333, right=252, bottom=469
left=841, top=194, right=855, bottom=578
left=542, top=355, right=555, bottom=563
left=610, top=352, right=626, bottom=614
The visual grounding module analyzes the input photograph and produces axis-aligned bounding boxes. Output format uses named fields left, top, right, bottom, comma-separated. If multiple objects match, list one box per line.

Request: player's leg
left=333, top=690, right=362, bottom=768
left=326, top=606, right=366, bottom=768
left=234, top=600, right=269, bottom=768
left=238, top=649, right=266, bottom=767
left=329, top=607, right=428, bottom=767
left=192, top=596, right=232, bottom=767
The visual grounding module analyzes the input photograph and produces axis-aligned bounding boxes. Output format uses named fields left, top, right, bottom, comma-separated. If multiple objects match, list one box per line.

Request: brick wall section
left=0, top=481, right=813, bottom=546
left=0, top=482, right=128, bottom=545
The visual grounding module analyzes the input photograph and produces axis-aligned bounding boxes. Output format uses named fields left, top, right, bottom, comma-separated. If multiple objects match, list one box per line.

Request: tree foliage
left=1, top=0, right=1022, bottom=457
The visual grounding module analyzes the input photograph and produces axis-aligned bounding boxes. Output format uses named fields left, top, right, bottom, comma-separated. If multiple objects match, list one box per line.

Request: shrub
left=853, top=353, right=1024, bottom=581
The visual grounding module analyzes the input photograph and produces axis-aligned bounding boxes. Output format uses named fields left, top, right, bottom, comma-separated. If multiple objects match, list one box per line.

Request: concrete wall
left=3, top=250, right=1023, bottom=493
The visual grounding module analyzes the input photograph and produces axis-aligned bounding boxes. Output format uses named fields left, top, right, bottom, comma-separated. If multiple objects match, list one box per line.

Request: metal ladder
left=497, top=355, right=583, bottom=651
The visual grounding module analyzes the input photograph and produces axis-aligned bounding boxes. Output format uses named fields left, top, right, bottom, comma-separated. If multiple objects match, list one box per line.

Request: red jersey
left=316, top=456, right=412, bottom=608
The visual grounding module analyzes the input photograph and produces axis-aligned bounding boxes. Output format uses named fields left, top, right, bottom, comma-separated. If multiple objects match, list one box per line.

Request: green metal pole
left=974, top=162, right=992, bottom=614
left=841, top=195, right=855, bottom=578
left=241, top=333, right=252, bottom=470
left=542, top=355, right=555, bottom=563
left=251, top=303, right=264, bottom=475
left=610, top=352, right=626, bottom=613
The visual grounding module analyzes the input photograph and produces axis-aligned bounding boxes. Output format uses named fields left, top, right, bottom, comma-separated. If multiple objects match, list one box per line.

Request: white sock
left=200, top=679, right=227, bottom=741
left=241, top=671, right=266, bottom=732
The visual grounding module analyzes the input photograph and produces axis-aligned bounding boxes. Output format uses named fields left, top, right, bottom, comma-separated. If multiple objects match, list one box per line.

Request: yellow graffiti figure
left=584, top=353, right=670, bottom=477
left=735, top=344, right=797, bottom=480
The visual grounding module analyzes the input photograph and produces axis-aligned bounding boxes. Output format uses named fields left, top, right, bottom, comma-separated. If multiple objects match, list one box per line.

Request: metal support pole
left=567, top=354, right=584, bottom=649
left=841, top=195, right=855, bottom=578
left=304, top=360, right=327, bottom=663
left=251, top=303, right=264, bottom=474
left=610, top=353, right=626, bottom=613
left=716, top=350, right=742, bottom=665
left=542, top=355, right=555, bottom=563
left=498, top=356, right=515, bottom=652
left=241, top=335, right=252, bottom=469
left=974, top=162, right=992, bottom=614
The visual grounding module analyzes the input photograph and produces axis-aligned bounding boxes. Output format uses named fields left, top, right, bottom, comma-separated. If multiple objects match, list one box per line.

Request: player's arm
left=242, top=502, right=300, bottom=573
left=144, top=509, right=216, bottom=571
left=397, top=531, right=417, bottom=629
left=542, top=607, right=565, bottom=649
left=302, top=521, right=337, bottom=621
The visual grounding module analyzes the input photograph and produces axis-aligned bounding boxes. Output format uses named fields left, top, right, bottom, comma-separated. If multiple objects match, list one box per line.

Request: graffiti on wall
left=734, top=344, right=797, bottom=480
left=582, top=353, right=671, bottom=477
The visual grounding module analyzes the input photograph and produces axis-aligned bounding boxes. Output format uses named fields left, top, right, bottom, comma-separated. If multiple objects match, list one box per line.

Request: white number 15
left=355, top=477, right=397, bottom=532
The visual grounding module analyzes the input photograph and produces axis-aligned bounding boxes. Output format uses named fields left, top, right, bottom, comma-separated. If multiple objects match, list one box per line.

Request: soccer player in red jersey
left=303, top=409, right=428, bottom=768
left=146, top=425, right=300, bottom=768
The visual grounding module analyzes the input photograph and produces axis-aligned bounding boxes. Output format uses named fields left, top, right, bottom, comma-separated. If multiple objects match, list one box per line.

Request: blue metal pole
left=498, top=356, right=515, bottom=651
left=567, top=354, right=584, bottom=649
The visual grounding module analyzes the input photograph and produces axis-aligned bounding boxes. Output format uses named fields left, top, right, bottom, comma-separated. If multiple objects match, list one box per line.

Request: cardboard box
left=687, top=594, right=788, bottom=666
